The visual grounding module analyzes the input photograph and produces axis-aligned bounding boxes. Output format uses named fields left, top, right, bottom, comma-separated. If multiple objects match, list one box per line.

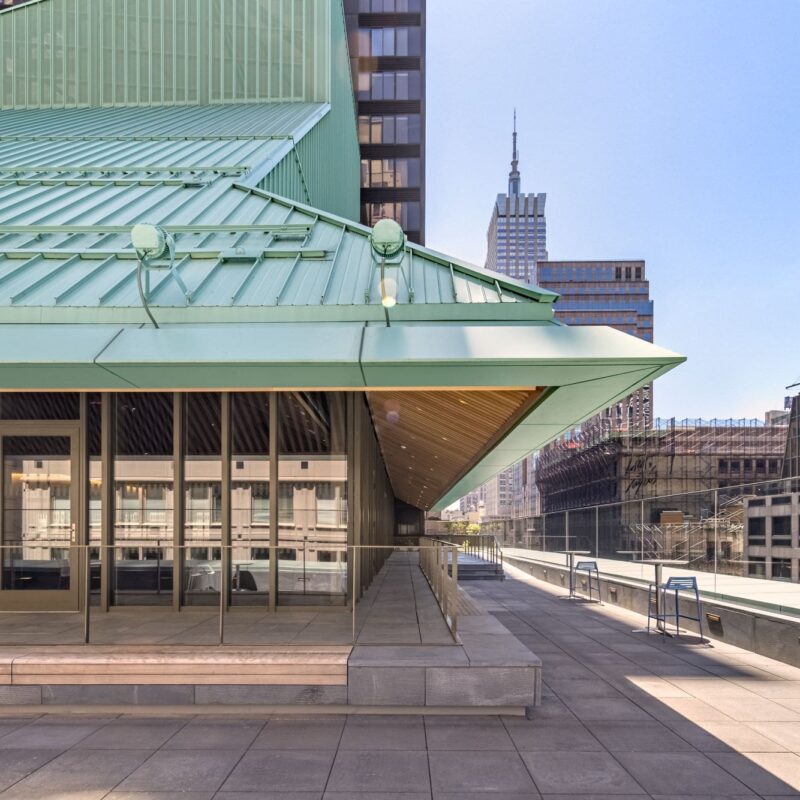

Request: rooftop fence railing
left=469, top=474, right=800, bottom=618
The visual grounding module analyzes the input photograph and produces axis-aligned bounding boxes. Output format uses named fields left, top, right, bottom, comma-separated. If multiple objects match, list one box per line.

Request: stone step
left=450, top=565, right=505, bottom=581
left=0, top=646, right=350, bottom=695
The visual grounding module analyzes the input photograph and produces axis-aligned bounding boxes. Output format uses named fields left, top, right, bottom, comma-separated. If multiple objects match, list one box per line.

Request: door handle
left=71, top=522, right=77, bottom=543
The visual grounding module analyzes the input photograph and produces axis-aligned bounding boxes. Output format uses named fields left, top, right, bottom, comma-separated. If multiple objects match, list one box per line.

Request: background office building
left=537, top=260, right=653, bottom=342
left=485, top=119, right=547, bottom=280
left=475, top=121, right=547, bottom=518
left=537, top=259, right=654, bottom=430
left=344, top=0, right=426, bottom=244
left=744, top=392, right=800, bottom=582
left=476, top=126, right=654, bottom=519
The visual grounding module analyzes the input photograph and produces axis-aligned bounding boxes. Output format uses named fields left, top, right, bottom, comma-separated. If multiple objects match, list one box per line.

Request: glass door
left=0, top=426, right=80, bottom=611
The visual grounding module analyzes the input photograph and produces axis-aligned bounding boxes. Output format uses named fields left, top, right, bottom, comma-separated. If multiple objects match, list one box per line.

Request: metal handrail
left=429, top=533, right=503, bottom=570
left=0, top=541, right=458, bottom=646
left=417, top=542, right=458, bottom=637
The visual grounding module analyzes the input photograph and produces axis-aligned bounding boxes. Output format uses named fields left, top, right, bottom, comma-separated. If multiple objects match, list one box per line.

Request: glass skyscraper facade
left=344, top=0, right=426, bottom=244
left=536, top=260, right=653, bottom=343
left=536, top=260, right=654, bottom=429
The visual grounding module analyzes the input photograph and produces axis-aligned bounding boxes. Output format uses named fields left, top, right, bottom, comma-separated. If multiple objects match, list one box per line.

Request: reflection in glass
left=231, top=392, right=271, bottom=605
left=358, top=114, right=421, bottom=145
left=0, top=393, right=79, bottom=420
left=113, top=393, right=173, bottom=605
left=183, top=393, right=222, bottom=606
left=2, top=436, right=72, bottom=591
left=361, top=201, right=421, bottom=231
left=278, top=392, right=347, bottom=605
left=88, top=393, right=102, bottom=600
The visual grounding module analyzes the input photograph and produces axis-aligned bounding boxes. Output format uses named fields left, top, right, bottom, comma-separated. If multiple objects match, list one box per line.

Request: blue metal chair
left=575, top=560, right=601, bottom=602
left=649, top=576, right=704, bottom=639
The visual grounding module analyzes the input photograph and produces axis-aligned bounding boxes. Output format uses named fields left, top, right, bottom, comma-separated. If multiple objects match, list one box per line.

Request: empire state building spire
left=508, top=109, right=521, bottom=196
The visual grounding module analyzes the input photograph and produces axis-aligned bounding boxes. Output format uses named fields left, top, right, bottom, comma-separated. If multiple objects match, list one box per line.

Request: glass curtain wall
left=278, top=392, right=348, bottom=605
left=231, top=392, right=271, bottom=606
left=2, top=435, right=73, bottom=591
left=112, top=393, right=174, bottom=606
left=0, top=394, right=85, bottom=611
left=0, top=390, right=404, bottom=611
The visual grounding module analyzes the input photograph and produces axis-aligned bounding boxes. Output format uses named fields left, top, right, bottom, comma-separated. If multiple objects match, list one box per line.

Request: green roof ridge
left=235, top=183, right=560, bottom=305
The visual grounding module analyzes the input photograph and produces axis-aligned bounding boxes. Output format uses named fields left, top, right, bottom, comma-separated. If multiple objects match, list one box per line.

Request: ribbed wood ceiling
left=367, top=389, right=543, bottom=510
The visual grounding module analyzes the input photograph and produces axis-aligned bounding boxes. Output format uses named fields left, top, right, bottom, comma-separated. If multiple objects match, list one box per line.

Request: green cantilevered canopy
left=0, top=0, right=685, bottom=511
left=0, top=116, right=683, bottom=511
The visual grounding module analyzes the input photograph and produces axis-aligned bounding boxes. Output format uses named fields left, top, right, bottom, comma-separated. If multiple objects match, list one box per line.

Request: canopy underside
left=0, top=322, right=684, bottom=509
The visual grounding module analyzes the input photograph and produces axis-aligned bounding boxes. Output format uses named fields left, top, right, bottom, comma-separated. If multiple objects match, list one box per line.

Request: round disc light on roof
left=370, top=218, right=405, bottom=258
left=131, top=223, right=168, bottom=259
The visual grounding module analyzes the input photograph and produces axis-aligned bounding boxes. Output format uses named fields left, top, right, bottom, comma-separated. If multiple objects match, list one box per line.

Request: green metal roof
left=0, top=102, right=329, bottom=139
left=0, top=173, right=559, bottom=323
left=0, top=102, right=327, bottom=182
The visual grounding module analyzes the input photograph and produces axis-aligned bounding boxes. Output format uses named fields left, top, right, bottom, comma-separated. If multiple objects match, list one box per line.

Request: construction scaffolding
left=475, top=419, right=792, bottom=573
left=784, top=395, right=800, bottom=483
left=536, top=418, right=789, bottom=513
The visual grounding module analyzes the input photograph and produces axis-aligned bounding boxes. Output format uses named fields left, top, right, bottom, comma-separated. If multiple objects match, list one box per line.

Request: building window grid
left=357, top=70, right=421, bottom=101
left=358, top=0, right=421, bottom=12
left=364, top=27, right=421, bottom=57
left=360, top=157, right=421, bottom=189
left=357, top=114, right=421, bottom=145
left=362, top=201, right=420, bottom=231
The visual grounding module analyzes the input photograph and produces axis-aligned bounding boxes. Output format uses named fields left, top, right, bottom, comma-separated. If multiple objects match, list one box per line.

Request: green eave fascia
left=0, top=322, right=684, bottom=510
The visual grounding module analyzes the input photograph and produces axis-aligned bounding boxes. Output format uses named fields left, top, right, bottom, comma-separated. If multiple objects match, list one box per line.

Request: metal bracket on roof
left=449, top=263, right=459, bottom=302
left=132, top=225, right=192, bottom=327
left=0, top=246, right=328, bottom=261
left=0, top=223, right=313, bottom=236
left=289, top=137, right=312, bottom=204
left=220, top=246, right=268, bottom=262
left=320, top=225, right=347, bottom=305
left=397, top=247, right=414, bottom=304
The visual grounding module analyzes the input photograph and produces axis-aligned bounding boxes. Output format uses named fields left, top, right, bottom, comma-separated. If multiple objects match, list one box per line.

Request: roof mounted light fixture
left=370, top=218, right=406, bottom=327
left=131, top=223, right=192, bottom=328
left=131, top=223, right=171, bottom=260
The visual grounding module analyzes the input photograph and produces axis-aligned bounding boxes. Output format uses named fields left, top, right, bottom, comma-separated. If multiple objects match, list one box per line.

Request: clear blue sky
left=424, top=0, right=800, bottom=420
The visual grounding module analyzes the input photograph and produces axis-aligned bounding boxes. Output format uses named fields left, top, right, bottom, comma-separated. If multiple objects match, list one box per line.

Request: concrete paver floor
left=1, top=561, right=800, bottom=797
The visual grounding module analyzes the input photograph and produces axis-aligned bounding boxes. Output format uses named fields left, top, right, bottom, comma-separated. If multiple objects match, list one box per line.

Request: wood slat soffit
left=367, top=389, right=543, bottom=509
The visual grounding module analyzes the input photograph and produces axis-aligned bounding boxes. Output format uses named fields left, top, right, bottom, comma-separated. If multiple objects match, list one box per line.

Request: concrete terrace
left=0, top=564, right=798, bottom=795
left=0, top=553, right=541, bottom=709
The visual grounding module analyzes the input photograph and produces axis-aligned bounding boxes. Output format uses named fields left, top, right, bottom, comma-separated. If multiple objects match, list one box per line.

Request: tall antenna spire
left=512, top=108, right=518, bottom=162
left=508, top=108, right=521, bottom=195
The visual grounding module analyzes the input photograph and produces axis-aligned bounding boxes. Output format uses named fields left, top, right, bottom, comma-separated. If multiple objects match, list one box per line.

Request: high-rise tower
left=485, top=114, right=547, bottom=281
left=344, top=0, right=426, bottom=244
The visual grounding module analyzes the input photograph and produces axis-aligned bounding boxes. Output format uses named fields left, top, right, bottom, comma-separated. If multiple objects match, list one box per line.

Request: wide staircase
left=454, top=554, right=505, bottom=581
left=439, top=535, right=505, bottom=581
